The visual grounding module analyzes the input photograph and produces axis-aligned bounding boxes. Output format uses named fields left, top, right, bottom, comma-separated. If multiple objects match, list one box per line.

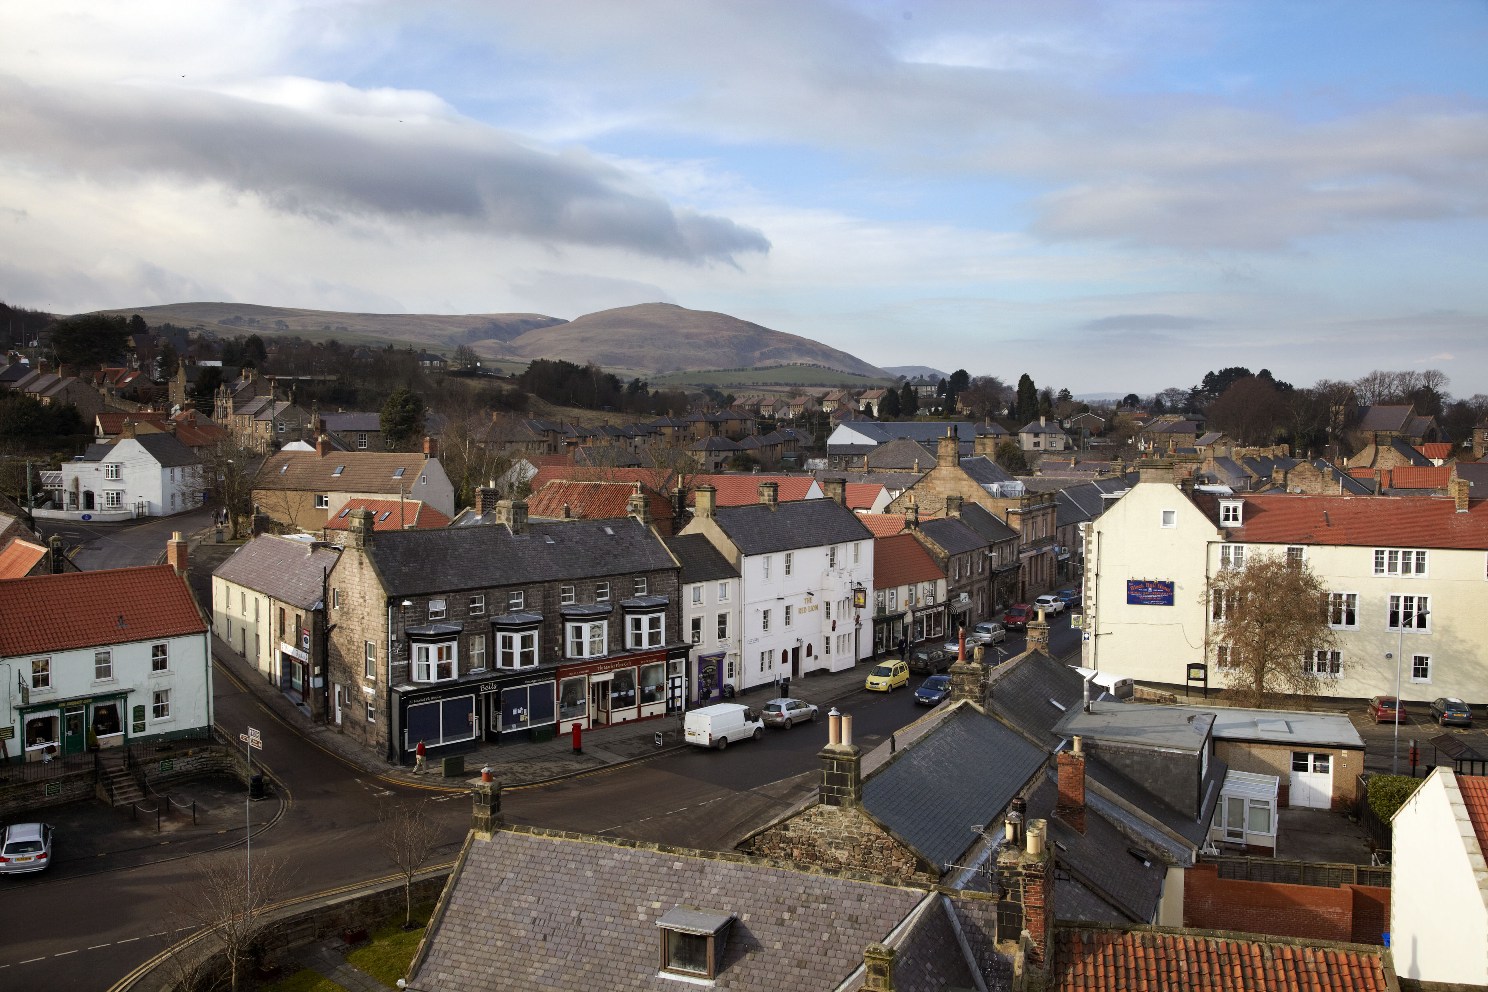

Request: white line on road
left=87, top=944, right=111, bottom=950
left=117, top=937, right=140, bottom=944
left=53, top=950, right=77, bottom=958
left=20, top=957, right=47, bottom=964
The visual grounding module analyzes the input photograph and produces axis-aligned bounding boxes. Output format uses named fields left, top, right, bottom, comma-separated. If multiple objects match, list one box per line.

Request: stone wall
left=326, top=537, right=392, bottom=757
left=740, top=803, right=932, bottom=884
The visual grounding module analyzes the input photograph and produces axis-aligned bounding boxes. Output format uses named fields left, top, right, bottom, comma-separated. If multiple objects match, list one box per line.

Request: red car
left=1003, top=604, right=1033, bottom=631
left=1370, top=695, right=1404, bottom=724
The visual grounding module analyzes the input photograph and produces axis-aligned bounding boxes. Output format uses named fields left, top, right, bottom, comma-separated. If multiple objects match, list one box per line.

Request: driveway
left=35, top=507, right=214, bottom=570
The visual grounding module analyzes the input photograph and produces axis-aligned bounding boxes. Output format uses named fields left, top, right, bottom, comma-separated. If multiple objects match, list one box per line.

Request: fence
left=1204, top=854, right=1390, bottom=889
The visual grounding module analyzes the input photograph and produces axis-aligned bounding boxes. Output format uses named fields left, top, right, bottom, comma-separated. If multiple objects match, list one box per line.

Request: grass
left=257, top=969, right=347, bottom=992
left=344, top=920, right=427, bottom=986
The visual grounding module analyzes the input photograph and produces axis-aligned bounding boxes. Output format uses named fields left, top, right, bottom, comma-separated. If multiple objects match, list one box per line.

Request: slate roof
left=1358, top=404, right=1414, bottom=433
left=862, top=702, right=1047, bottom=870
left=917, top=515, right=985, bottom=556
left=0, top=564, right=206, bottom=656
left=664, top=533, right=739, bottom=585
left=1191, top=492, right=1488, bottom=549
left=321, top=412, right=381, bottom=432
left=324, top=498, right=451, bottom=531
left=1050, top=925, right=1392, bottom=991
left=874, top=533, right=944, bottom=588
left=837, top=421, right=1002, bottom=445
left=255, top=450, right=435, bottom=494
left=213, top=535, right=341, bottom=610
left=408, top=827, right=930, bottom=992
left=984, top=650, right=1091, bottom=748
left=363, top=516, right=677, bottom=597
left=955, top=502, right=1019, bottom=545
left=1457, top=462, right=1488, bottom=496
left=1031, top=774, right=1165, bottom=924
left=710, top=498, right=873, bottom=556
left=863, top=437, right=937, bottom=470
left=1019, top=420, right=1070, bottom=436
left=0, top=539, right=47, bottom=580
left=960, top=455, right=1017, bottom=488
left=132, top=432, right=200, bottom=468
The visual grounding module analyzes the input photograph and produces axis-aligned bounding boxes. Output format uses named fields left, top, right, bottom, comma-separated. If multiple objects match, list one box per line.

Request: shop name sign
left=1126, top=580, right=1175, bottom=606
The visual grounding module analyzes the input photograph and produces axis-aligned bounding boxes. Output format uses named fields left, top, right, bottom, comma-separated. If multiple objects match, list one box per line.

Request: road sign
left=240, top=727, right=263, bottom=750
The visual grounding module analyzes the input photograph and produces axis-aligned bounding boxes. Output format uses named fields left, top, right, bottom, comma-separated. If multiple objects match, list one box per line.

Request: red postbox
left=571, top=722, right=583, bottom=754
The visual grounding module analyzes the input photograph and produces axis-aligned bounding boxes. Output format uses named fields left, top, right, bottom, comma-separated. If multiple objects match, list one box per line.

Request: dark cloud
left=0, top=76, right=770, bottom=264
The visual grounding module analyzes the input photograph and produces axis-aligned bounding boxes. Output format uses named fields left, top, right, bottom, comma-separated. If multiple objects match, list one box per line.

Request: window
left=30, top=657, right=50, bottom=690
left=366, top=701, right=376, bottom=722
left=357, top=433, right=368, bottom=449
left=315, top=493, right=330, bottom=509
left=1161, top=509, right=1177, bottom=528
left=469, top=594, right=485, bottom=616
left=1215, top=644, right=1230, bottom=666
left=1220, top=544, right=1245, bottom=569
left=414, top=642, right=457, bottom=682
left=561, top=585, right=575, bottom=605
left=566, top=621, right=607, bottom=659
left=784, top=605, right=793, bottom=627
left=105, top=463, right=121, bottom=480
left=596, top=581, right=611, bottom=602
left=104, top=491, right=122, bottom=509
left=94, top=649, right=113, bottom=681
left=634, top=577, right=648, bottom=596
left=627, top=612, right=664, bottom=649
left=854, top=543, right=860, bottom=564
left=829, top=546, right=838, bottom=568
left=1211, top=591, right=1237, bottom=622
left=1292, top=752, right=1331, bottom=775
left=784, top=552, right=793, bottom=576
left=888, top=589, right=897, bottom=611
left=1286, top=546, right=1305, bottom=564
left=763, top=556, right=772, bottom=579
left=875, top=590, right=885, bottom=612
left=1219, top=501, right=1242, bottom=526
left=1388, top=595, right=1430, bottom=631
left=469, top=634, right=486, bottom=671
left=717, top=582, right=729, bottom=602
left=498, top=630, right=538, bottom=669
left=1412, top=655, right=1432, bottom=683
left=152, top=688, right=171, bottom=721
left=427, top=599, right=446, bottom=621
left=691, top=617, right=703, bottom=644
left=1328, top=593, right=1358, bottom=629
left=508, top=590, right=525, bottom=611
left=364, top=641, right=376, bottom=679
left=691, top=586, right=702, bottom=606
left=146, top=642, right=168, bottom=673
left=717, top=613, right=728, bottom=639
left=762, top=609, right=771, bottom=633
left=1375, top=548, right=1428, bottom=577
left=925, top=585, right=936, bottom=605
left=825, top=601, right=831, bottom=621
left=332, top=588, right=342, bottom=609
left=1307, top=650, right=1342, bottom=677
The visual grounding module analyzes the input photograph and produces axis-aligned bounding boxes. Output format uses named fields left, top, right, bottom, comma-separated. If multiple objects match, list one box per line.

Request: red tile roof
left=0, top=539, right=47, bottom=580
left=1457, top=774, right=1488, bottom=862
left=0, top=565, right=206, bottom=656
left=690, top=474, right=817, bottom=506
left=844, top=482, right=886, bottom=510
left=1053, top=927, right=1390, bottom=992
left=858, top=514, right=906, bottom=537
left=873, top=533, right=943, bottom=588
left=1195, top=493, right=1488, bottom=549
left=526, top=465, right=676, bottom=495
left=1387, top=465, right=1451, bottom=490
left=324, top=498, right=451, bottom=531
left=1418, top=442, right=1455, bottom=461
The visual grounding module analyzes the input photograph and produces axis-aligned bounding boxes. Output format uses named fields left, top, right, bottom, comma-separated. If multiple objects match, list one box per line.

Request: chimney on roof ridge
left=1026, top=610, right=1050, bottom=654
left=695, top=484, right=716, bottom=519
left=824, top=477, right=847, bottom=506
left=1055, top=738, right=1087, bottom=835
left=759, top=481, right=778, bottom=509
left=1452, top=477, right=1471, bottom=512
left=166, top=531, right=188, bottom=576
left=471, top=768, right=502, bottom=839
left=315, top=435, right=330, bottom=457
left=937, top=427, right=959, bottom=469
left=819, top=708, right=862, bottom=808
left=121, top=419, right=136, bottom=439
left=422, top=435, right=438, bottom=458
left=495, top=498, right=528, bottom=535
left=48, top=535, right=66, bottom=574
left=348, top=507, right=375, bottom=549
left=862, top=944, right=896, bottom=992
left=474, top=485, right=501, bottom=517
left=945, top=494, right=963, bottom=517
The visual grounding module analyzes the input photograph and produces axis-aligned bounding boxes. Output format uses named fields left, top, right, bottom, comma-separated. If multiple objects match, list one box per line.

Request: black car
left=1431, top=697, right=1473, bottom=727
left=906, top=647, right=951, bottom=675
left=914, top=674, right=952, bottom=706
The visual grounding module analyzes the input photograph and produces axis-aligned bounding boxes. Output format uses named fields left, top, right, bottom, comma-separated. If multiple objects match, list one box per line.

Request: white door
left=1289, top=752, right=1333, bottom=808
left=1224, top=796, right=1246, bottom=842
left=333, top=684, right=343, bottom=726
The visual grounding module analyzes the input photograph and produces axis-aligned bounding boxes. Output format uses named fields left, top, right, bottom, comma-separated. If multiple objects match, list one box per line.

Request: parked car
left=1431, top=697, right=1473, bottom=727
left=0, top=822, right=53, bottom=874
left=1033, top=594, right=1066, bottom=615
left=865, top=660, right=910, bottom=692
left=1055, top=588, right=1081, bottom=607
left=1370, top=695, right=1404, bottom=724
left=1003, top=604, right=1033, bottom=630
left=974, top=621, right=1008, bottom=645
left=684, top=703, right=765, bottom=750
left=760, top=697, right=819, bottom=729
left=942, top=632, right=989, bottom=655
left=907, top=647, right=952, bottom=675
left=914, top=674, right=953, bottom=706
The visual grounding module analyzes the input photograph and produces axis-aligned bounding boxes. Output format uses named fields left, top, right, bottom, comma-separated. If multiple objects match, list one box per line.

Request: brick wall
left=740, top=804, right=932, bottom=884
left=1182, top=862, right=1390, bottom=945
left=1215, top=741, right=1363, bottom=809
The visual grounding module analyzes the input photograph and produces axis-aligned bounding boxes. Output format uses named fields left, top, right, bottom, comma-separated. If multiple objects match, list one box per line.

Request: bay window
left=414, top=641, right=458, bottom=682
left=627, top=611, right=664, bottom=649
left=497, top=629, right=538, bottom=669
left=567, top=620, right=608, bottom=659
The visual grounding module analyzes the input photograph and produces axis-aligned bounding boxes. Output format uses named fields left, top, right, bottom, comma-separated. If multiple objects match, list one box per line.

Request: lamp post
left=1389, top=604, right=1428, bottom=775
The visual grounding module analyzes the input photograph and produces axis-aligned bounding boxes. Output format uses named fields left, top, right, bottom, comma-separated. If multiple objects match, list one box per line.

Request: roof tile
left=0, top=565, right=206, bottom=655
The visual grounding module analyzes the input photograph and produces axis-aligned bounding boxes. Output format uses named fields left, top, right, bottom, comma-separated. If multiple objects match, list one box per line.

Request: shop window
left=610, top=669, right=637, bottom=710
left=94, top=649, right=113, bottom=681
left=25, top=715, right=58, bottom=751
left=93, top=703, right=121, bottom=739
left=627, top=612, right=664, bottom=649
left=414, top=642, right=458, bottom=682
left=559, top=676, right=587, bottom=722
left=566, top=621, right=607, bottom=659
left=640, top=663, right=665, bottom=705
left=405, top=695, right=477, bottom=747
left=497, top=630, right=538, bottom=669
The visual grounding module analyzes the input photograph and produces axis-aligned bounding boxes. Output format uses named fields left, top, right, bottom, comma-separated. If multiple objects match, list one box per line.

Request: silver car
left=0, top=822, right=53, bottom=874
left=760, top=697, right=819, bottom=729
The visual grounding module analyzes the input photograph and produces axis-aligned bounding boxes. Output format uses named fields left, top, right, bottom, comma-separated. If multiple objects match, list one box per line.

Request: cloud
left=0, top=74, right=770, bottom=264
left=1082, top=313, right=1216, bottom=333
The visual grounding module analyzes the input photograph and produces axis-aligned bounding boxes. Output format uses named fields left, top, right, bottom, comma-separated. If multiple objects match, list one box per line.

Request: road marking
left=88, top=944, right=111, bottom=950
left=117, top=937, right=139, bottom=944
left=20, top=957, right=47, bottom=964
left=53, top=950, right=77, bottom=958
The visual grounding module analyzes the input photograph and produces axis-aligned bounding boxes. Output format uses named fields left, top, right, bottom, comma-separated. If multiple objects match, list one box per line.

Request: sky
left=1, top=1, right=1485, bottom=396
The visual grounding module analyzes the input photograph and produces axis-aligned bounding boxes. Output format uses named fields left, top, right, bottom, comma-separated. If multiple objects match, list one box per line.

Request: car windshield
left=923, top=676, right=950, bottom=689
left=872, top=665, right=894, bottom=676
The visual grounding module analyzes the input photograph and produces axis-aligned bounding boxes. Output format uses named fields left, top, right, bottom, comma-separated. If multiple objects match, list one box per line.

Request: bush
left=1367, top=774, right=1423, bottom=823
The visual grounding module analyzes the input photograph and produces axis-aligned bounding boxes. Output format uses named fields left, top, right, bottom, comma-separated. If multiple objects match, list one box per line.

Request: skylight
left=393, top=467, right=406, bottom=478
left=333, top=465, right=345, bottom=476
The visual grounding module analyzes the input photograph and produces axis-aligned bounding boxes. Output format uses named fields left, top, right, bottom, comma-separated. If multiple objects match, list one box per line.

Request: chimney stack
left=1452, top=477, right=1472, bottom=512
left=695, top=485, right=717, bottom=519
left=166, top=531, right=188, bottom=576
left=759, top=481, right=778, bottom=509
left=945, top=495, right=963, bottom=517
left=474, top=484, right=501, bottom=516
left=627, top=482, right=649, bottom=523
left=937, top=426, right=960, bottom=469
left=818, top=707, right=862, bottom=807
left=1026, top=610, right=1051, bottom=653
left=824, top=477, right=847, bottom=507
left=995, top=814, right=1056, bottom=966
left=471, top=769, right=502, bottom=839
left=121, top=419, right=137, bottom=439
left=348, top=507, right=375, bottom=549
left=315, top=435, right=331, bottom=457
left=1055, top=738, right=1087, bottom=835
left=903, top=498, right=919, bottom=530
left=862, top=944, right=897, bottom=992
left=48, top=535, right=67, bottom=574
left=494, top=498, right=529, bottom=535
left=422, top=435, right=438, bottom=458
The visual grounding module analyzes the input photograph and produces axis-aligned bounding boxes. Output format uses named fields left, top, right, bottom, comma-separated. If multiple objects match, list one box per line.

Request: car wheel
left=809, top=709, right=817, bottom=722
left=783, top=717, right=793, bottom=730
left=716, top=736, right=728, bottom=750
left=752, top=727, right=763, bottom=741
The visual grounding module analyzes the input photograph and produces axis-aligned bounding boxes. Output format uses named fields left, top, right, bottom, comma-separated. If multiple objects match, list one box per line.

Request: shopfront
left=16, top=691, right=131, bottom=761
left=558, top=646, right=688, bottom=733
left=392, top=668, right=559, bottom=762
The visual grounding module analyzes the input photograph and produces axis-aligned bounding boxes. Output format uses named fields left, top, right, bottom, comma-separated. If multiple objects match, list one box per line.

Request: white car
left=0, top=822, right=53, bottom=874
left=1033, top=594, right=1066, bottom=615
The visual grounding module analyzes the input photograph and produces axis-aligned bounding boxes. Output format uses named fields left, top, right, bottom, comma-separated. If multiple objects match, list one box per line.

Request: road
left=34, top=508, right=215, bottom=570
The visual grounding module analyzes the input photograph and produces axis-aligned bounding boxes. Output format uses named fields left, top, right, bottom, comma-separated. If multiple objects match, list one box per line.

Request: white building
left=1, top=553, right=211, bottom=762
left=665, top=533, right=742, bottom=701
left=1390, top=767, right=1488, bottom=986
left=50, top=431, right=202, bottom=520
left=677, top=483, right=874, bottom=692
left=1082, top=478, right=1488, bottom=704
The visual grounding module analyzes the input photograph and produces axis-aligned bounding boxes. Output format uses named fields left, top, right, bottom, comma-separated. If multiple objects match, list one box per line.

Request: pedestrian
left=413, top=739, right=427, bottom=774
left=899, top=636, right=908, bottom=660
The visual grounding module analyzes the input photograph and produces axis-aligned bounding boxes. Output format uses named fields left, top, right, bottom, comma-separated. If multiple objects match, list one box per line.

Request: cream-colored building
left=1083, top=479, right=1488, bottom=704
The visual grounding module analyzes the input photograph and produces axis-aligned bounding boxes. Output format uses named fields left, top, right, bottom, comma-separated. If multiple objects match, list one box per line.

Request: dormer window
left=657, top=907, right=734, bottom=980
left=1219, top=500, right=1243, bottom=527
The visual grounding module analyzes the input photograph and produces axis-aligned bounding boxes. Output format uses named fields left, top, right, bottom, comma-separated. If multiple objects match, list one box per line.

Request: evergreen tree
left=899, top=383, right=919, bottom=418
left=1015, top=374, right=1038, bottom=423
left=380, top=387, right=427, bottom=451
left=878, top=387, right=902, bottom=420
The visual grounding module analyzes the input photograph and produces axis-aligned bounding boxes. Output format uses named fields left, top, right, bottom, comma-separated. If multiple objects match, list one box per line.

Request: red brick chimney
left=315, top=435, right=330, bottom=457
left=474, top=485, right=501, bottom=516
left=166, top=531, right=188, bottom=576
left=422, top=435, right=438, bottom=458
left=1055, top=737, right=1087, bottom=835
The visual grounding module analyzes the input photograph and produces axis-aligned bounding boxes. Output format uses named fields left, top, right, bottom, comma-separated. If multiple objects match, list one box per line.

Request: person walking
left=413, top=739, right=427, bottom=774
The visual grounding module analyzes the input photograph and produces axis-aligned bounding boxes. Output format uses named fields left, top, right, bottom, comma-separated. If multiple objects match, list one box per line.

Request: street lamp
left=1388, top=603, right=1428, bottom=775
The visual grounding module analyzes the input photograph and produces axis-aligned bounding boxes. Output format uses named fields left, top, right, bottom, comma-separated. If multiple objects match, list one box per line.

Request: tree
left=436, top=404, right=516, bottom=510
left=1014, top=374, right=1038, bottom=423
left=946, top=368, right=970, bottom=412
left=878, top=387, right=901, bottom=420
left=1121, top=393, right=1141, bottom=408
left=381, top=387, right=426, bottom=451
left=958, top=376, right=1008, bottom=420
left=167, top=851, right=287, bottom=992
left=49, top=313, right=129, bottom=369
left=1207, top=552, right=1337, bottom=708
left=898, top=383, right=919, bottom=418
left=452, top=344, right=480, bottom=370
left=193, top=440, right=259, bottom=538
left=1206, top=376, right=1288, bottom=445
left=994, top=439, right=1029, bottom=474
left=381, top=799, right=442, bottom=930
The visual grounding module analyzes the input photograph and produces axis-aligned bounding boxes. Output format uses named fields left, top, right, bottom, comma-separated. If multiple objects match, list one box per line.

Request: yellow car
left=864, top=660, right=910, bottom=692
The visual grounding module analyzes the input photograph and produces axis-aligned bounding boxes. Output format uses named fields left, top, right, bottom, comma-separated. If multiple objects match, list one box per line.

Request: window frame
left=314, top=493, right=330, bottom=510
left=427, top=598, right=447, bottom=621
left=1161, top=509, right=1177, bottom=528
left=560, top=585, right=576, bottom=605
left=1411, top=654, right=1432, bottom=683
left=30, top=657, right=50, bottom=690
left=152, top=688, right=171, bottom=721
left=626, top=611, right=665, bottom=649
left=94, top=649, right=113, bottom=682
left=413, top=641, right=458, bottom=682
left=508, top=590, right=525, bottom=611
left=596, top=581, right=611, bottom=603
left=1374, top=548, right=1429, bottom=577
left=565, top=620, right=608, bottom=660
left=364, top=640, right=376, bottom=679
left=1219, top=544, right=1245, bottom=569
left=1387, top=594, right=1431, bottom=632
left=497, top=629, right=539, bottom=669
left=468, top=594, right=485, bottom=616
left=151, top=642, right=170, bottom=673
left=1306, top=649, right=1342, bottom=678
left=1328, top=592, right=1358, bottom=630
left=469, top=633, right=487, bottom=671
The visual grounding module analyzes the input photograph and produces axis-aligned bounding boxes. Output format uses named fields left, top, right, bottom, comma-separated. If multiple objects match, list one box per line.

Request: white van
left=684, top=703, right=765, bottom=750
left=1075, top=667, right=1135, bottom=700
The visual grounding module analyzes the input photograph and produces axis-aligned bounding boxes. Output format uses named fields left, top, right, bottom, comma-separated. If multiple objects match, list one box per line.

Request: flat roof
left=1053, top=702, right=1214, bottom=753
left=1207, top=707, right=1365, bottom=750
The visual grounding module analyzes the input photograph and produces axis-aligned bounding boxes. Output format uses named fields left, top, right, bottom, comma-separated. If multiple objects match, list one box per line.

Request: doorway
left=62, top=709, right=86, bottom=755
left=590, top=675, right=612, bottom=726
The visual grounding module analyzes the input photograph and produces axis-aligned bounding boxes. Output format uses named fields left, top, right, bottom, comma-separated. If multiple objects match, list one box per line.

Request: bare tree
left=1207, top=552, right=1337, bottom=708
left=191, top=440, right=260, bottom=539
left=382, top=799, right=442, bottom=930
left=436, top=403, right=518, bottom=510
left=168, top=851, right=287, bottom=992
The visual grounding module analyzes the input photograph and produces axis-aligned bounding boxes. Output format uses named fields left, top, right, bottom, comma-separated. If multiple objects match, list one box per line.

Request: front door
left=590, top=676, right=612, bottom=726
left=333, top=684, right=343, bottom=726
left=62, top=709, right=86, bottom=755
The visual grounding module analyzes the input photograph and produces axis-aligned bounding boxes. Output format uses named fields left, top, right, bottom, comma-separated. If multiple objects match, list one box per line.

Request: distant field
left=650, top=365, right=897, bottom=389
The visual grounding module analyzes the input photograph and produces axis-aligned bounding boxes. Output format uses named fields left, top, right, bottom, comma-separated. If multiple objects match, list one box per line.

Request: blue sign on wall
left=1126, top=579, right=1175, bottom=606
